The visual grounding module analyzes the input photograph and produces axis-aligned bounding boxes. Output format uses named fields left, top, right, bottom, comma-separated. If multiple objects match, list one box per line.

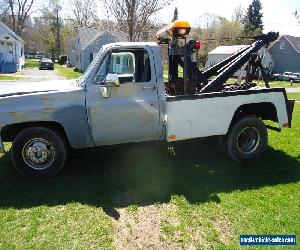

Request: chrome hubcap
left=22, top=138, right=55, bottom=170
left=236, top=127, right=260, bottom=154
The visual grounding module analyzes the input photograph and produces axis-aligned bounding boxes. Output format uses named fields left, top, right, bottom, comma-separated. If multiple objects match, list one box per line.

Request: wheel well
left=1, top=121, right=69, bottom=144
left=231, top=102, right=278, bottom=126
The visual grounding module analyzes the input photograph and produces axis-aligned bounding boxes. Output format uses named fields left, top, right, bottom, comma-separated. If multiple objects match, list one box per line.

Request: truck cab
left=84, top=42, right=165, bottom=145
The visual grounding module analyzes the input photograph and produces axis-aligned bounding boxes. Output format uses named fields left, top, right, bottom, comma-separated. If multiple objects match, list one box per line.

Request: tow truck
left=0, top=21, right=294, bottom=178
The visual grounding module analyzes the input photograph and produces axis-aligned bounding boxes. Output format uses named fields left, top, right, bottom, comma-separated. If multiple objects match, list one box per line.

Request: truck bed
left=165, top=88, right=291, bottom=142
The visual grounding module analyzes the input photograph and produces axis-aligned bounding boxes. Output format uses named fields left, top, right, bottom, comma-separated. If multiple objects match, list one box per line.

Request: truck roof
left=103, top=42, right=159, bottom=49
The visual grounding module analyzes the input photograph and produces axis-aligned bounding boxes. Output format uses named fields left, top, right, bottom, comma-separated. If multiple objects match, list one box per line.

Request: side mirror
left=105, top=73, right=120, bottom=87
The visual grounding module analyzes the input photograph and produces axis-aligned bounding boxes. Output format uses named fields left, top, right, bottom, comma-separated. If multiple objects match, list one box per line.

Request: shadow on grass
left=0, top=138, right=299, bottom=219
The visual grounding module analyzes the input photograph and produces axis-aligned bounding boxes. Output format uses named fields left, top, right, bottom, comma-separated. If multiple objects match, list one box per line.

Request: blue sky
left=155, top=0, right=300, bottom=36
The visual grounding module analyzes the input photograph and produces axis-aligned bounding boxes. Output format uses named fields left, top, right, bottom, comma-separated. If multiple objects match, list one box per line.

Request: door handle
left=142, top=86, right=156, bottom=90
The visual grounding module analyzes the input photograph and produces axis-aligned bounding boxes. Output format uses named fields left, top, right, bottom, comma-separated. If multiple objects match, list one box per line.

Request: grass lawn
left=24, top=59, right=40, bottom=68
left=287, top=93, right=300, bottom=102
left=259, top=80, right=300, bottom=88
left=55, top=64, right=84, bottom=79
left=0, top=75, right=19, bottom=81
left=0, top=105, right=299, bottom=248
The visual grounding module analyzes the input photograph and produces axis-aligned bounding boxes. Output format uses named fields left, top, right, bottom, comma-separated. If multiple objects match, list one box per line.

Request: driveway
left=19, top=68, right=64, bottom=82
left=0, top=68, right=65, bottom=88
left=285, top=87, right=300, bottom=93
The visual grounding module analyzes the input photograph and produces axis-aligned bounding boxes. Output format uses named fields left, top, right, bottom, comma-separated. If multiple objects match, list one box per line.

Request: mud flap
left=287, top=100, right=295, bottom=128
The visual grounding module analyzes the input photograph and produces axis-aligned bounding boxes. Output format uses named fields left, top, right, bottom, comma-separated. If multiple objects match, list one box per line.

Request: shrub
left=58, top=55, right=68, bottom=65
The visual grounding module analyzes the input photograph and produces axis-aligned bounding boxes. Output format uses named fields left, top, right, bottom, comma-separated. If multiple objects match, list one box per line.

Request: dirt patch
left=113, top=204, right=182, bottom=250
left=213, top=220, right=232, bottom=245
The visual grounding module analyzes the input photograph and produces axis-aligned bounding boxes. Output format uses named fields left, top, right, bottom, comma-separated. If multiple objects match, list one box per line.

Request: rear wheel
left=220, top=117, right=267, bottom=161
left=12, top=127, right=67, bottom=178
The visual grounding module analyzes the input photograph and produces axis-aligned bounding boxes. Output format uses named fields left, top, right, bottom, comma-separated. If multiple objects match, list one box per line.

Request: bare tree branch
left=68, top=0, right=99, bottom=29
left=100, top=0, right=172, bottom=41
left=1, top=0, right=35, bottom=35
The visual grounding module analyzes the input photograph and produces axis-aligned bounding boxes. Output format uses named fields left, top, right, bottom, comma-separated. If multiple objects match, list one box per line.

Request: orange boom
left=156, top=20, right=191, bottom=43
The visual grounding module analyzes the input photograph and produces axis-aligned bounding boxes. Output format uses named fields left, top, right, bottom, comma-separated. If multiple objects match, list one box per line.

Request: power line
left=263, top=21, right=300, bottom=26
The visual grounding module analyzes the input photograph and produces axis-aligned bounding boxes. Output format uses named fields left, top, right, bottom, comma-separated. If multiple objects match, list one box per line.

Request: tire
left=221, top=117, right=267, bottom=162
left=12, top=127, right=67, bottom=178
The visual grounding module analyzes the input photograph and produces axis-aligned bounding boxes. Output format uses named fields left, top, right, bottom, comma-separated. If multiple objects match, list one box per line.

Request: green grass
left=0, top=75, right=19, bottom=81
left=287, top=93, right=300, bottom=101
left=24, top=59, right=40, bottom=68
left=0, top=105, right=299, bottom=249
left=226, top=78, right=300, bottom=88
left=55, top=64, right=84, bottom=79
left=259, top=80, right=300, bottom=88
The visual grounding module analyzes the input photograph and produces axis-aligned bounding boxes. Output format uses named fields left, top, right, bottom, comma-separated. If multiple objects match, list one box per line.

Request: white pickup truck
left=0, top=23, right=295, bottom=178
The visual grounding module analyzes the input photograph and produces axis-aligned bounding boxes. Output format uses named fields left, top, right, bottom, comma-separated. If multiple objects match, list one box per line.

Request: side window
left=109, top=52, right=135, bottom=76
left=94, top=49, right=151, bottom=84
left=94, top=53, right=110, bottom=84
left=140, top=52, right=151, bottom=82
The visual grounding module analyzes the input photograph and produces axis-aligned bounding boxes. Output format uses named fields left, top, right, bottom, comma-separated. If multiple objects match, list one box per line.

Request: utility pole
left=40, top=7, right=61, bottom=59
left=55, top=8, right=61, bottom=59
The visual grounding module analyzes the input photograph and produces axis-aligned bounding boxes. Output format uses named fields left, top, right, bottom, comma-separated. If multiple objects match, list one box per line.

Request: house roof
left=0, top=21, right=24, bottom=43
left=268, top=35, right=300, bottom=54
left=77, top=27, right=128, bottom=50
left=77, top=27, right=103, bottom=48
left=284, top=35, right=300, bottom=53
left=208, top=45, right=247, bottom=55
left=82, top=30, right=128, bottom=50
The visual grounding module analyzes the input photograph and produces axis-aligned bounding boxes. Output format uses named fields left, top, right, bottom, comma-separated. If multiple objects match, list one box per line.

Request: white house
left=0, top=21, right=25, bottom=73
left=206, top=45, right=274, bottom=77
left=68, top=27, right=127, bottom=72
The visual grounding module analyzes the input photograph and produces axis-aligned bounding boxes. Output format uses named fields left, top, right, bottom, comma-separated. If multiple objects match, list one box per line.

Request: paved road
left=285, top=88, right=300, bottom=93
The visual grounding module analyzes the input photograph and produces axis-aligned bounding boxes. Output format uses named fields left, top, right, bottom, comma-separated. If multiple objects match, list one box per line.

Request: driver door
left=86, top=48, right=161, bottom=146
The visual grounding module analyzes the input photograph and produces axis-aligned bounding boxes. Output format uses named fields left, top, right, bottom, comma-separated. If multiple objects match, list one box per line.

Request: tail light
left=196, top=40, right=201, bottom=49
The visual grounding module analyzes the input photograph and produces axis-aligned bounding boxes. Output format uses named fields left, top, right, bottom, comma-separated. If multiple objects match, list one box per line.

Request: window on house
left=280, top=41, right=285, bottom=50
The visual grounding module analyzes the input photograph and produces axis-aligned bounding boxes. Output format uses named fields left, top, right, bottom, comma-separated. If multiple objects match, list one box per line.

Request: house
left=68, top=27, right=127, bottom=72
left=206, top=45, right=274, bottom=77
left=0, top=21, right=25, bottom=73
left=206, top=45, right=246, bottom=68
left=268, top=35, right=300, bottom=74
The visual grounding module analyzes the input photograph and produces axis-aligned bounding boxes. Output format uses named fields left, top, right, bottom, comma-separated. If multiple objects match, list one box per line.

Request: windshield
left=75, top=47, right=105, bottom=86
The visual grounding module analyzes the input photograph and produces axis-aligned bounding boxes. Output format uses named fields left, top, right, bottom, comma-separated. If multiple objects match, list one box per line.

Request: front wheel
left=220, top=117, right=268, bottom=161
left=12, top=127, right=67, bottom=178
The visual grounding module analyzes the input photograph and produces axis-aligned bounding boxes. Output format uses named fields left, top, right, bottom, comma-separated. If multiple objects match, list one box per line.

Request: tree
left=243, top=0, right=263, bottom=36
left=232, top=5, right=244, bottom=24
left=191, top=13, right=245, bottom=67
left=37, top=0, right=64, bottom=57
left=100, top=0, right=172, bottom=42
left=0, top=0, right=35, bottom=35
left=68, top=0, right=98, bottom=29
